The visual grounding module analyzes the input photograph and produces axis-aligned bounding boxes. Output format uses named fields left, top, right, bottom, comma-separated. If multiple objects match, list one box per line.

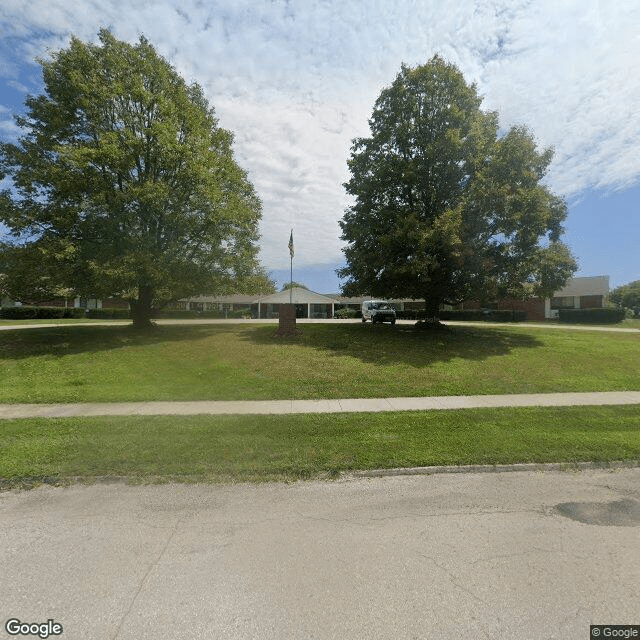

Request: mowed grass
left=1, top=406, right=639, bottom=485
left=1, top=322, right=639, bottom=403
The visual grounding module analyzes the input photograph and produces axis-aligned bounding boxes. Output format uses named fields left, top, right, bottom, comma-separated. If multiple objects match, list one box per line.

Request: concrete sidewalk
left=1, top=318, right=639, bottom=332
left=1, top=390, right=640, bottom=419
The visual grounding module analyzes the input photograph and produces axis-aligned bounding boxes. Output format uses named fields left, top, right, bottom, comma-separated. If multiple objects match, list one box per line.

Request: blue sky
left=1, top=0, right=639, bottom=293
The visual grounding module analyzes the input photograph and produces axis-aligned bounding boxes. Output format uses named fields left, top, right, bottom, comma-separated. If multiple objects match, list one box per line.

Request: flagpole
left=289, top=228, right=293, bottom=304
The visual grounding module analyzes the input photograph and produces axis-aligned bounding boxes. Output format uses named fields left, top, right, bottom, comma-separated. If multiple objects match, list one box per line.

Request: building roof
left=554, top=276, right=609, bottom=298
left=256, top=287, right=337, bottom=304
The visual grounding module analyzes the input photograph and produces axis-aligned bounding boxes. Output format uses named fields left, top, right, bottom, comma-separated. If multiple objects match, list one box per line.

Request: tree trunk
left=423, top=296, right=441, bottom=324
left=130, top=284, right=155, bottom=329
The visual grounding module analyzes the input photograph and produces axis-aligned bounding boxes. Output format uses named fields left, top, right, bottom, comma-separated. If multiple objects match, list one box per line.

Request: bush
left=334, top=307, right=359, bottom=319
left=154, top=308, right=252, bottom=319
left=438, top=309, right=527, bottom=322
left=395, top=308, right=526, bottom=322
left=396, top=309, right=419, bottom=320
left=198, top=309, right=251, bottom=319
left=558, top=308, right=626, bottom=324
left=152, top=309, right=199, bottom=319
left=0, top=306, right=85, bottom=319
left=85, top=308, right=131, bottom=319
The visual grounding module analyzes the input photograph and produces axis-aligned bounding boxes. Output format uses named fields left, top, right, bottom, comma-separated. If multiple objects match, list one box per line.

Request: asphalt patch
left=554, top=499, right=640, bottom=526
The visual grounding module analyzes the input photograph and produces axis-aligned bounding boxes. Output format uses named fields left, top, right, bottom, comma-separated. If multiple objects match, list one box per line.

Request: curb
left=2, top=460, right=640, bottom=491
left=345, top=459, right=640, bottom=478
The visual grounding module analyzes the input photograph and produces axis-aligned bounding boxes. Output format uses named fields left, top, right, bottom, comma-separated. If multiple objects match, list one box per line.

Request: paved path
left=2, top=468, right=639, bottom=639
left=2, top=391, right=640, bottom=419
left=1, top=317, right=639, bottom=332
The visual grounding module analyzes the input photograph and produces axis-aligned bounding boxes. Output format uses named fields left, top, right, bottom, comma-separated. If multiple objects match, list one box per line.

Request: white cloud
left=0, top=114, right=20, bottom=140
left=1, top=0, right=639, bottom=269
left=7, top=80, right=30, bottom=93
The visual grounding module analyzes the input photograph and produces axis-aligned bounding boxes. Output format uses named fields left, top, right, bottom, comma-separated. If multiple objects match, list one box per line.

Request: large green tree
left=339, top=56, right=576, bottom=321
left=609, top=280, right=640, bottom=316
left=0, top=29, right=268, bottom=327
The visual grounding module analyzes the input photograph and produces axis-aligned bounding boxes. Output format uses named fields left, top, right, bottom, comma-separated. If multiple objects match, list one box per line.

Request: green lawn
left=1, top=322, right=639, bottom=403
left=1, top=406, right=639, bottom=486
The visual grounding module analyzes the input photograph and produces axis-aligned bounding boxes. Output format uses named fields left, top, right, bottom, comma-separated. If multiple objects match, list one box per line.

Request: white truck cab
left=361, top=300, right=396, bottom=324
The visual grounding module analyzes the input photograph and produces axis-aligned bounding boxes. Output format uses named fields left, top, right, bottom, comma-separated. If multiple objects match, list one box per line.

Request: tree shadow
left=0, top=324, right=221, bottom=360
left=0, top=322, right=544, bottom=368
left=239, top=322, right=543, bottom=367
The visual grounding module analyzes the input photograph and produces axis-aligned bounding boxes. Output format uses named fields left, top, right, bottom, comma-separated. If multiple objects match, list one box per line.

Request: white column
left=544, top=298, right=551, bottom=318
left=307, top=303, right=311, bottom=318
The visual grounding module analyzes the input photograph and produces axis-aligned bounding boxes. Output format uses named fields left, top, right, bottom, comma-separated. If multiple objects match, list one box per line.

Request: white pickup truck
left=361, top=300, right=396, bottom=325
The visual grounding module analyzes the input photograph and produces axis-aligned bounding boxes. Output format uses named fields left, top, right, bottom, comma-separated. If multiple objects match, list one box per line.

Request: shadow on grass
left=0, top=324, right=221, bottom=360
left=239, top=322, right=543, bottom=367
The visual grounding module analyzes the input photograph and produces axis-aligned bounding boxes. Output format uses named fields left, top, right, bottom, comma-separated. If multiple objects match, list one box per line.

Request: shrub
left=153, top=308, right=252, bottom=319
left=558, top=308, right=626, bottom=324
left=334, top=307, right=359, bottom=319
left=85, top=308, right=131, bottom=319
left=152, top=309, right=198, bottom=319
left=396, top=309, right=419, bottom=320
left=0, top=306, right=85, bottom=319
left=438, top=309, right=527, bottom=322
left=199, top=309, right=251, bottom=319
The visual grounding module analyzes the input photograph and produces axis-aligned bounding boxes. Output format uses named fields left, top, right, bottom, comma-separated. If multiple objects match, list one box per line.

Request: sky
left=1, top=0, right=639, bottom=294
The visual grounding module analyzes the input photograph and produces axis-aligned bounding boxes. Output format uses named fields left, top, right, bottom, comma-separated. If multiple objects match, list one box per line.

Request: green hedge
left=558, top=308, right=626, bottom=324
left=439, top=309, right=527, bottom=322
left=154, top=308, right=252, bottom=319
left=396, top=309, right=527, bottom=322
left=0, top=306, right=86, bottom=319
left=85, top=308, right=131, bottom=319
left=334, top=307, right=360, bottom=319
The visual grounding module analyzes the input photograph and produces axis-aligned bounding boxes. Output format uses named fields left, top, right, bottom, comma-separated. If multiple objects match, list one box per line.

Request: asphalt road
left=2, top=468, right=639, bottom=640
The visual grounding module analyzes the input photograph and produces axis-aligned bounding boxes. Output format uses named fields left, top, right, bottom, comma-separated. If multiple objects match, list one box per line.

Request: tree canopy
left=0, top=29, right=268, bottom=326
left=281, top=281, right=309, bottom=291
left=608, top=280, right=640, bottom=316
left=338, top=55, right=576, bottom=321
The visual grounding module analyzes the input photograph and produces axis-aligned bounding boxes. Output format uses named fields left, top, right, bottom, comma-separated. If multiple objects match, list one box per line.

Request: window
left=551, top=296, right=575, bottom=309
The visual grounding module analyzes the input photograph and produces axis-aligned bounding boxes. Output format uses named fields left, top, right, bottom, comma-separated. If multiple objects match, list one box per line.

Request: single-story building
left=0, top=296, right=128, bottom=310
left=2, top=277, right=610, bottom=323
left=252, top=288, right=336, bottom=319
left=459, top=275, right=610, bottom=321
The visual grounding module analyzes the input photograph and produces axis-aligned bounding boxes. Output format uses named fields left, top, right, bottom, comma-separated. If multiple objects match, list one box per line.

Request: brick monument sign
left=274, top=303, right=301, bottom=337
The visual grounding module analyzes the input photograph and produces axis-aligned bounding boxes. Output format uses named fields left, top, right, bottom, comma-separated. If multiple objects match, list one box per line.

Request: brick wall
left=580, top=295, right=604, bottom=309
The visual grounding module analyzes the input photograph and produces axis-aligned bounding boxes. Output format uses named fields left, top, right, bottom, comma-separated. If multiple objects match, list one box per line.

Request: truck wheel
left=362, top=317, right=366, bottom=323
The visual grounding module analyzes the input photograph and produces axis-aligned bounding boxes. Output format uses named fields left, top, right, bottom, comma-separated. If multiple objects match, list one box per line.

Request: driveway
left=2, top=468, right=639, bottom=639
